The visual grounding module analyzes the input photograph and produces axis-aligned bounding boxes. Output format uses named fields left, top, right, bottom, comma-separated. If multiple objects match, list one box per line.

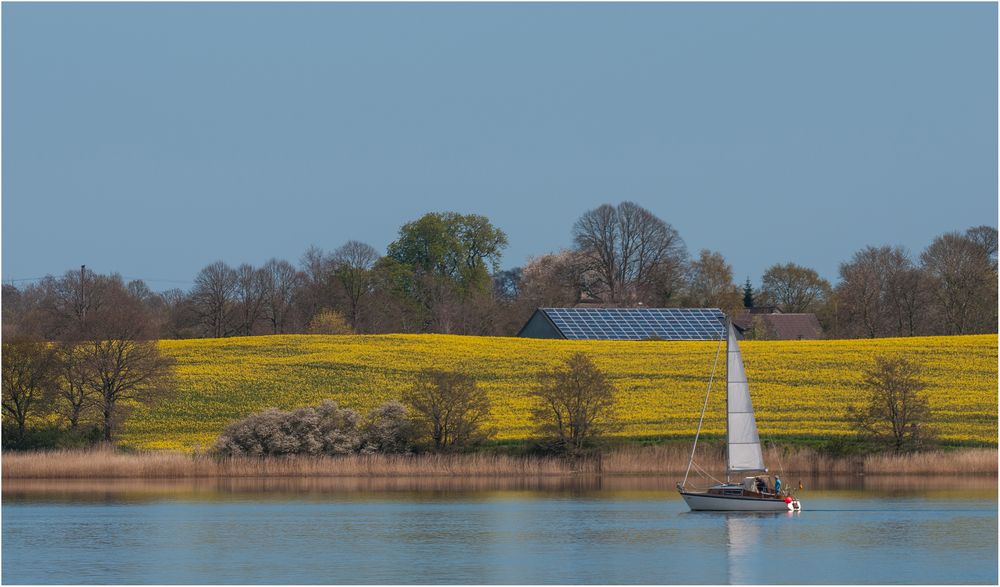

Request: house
left=732, top=307, right=824, bottom=340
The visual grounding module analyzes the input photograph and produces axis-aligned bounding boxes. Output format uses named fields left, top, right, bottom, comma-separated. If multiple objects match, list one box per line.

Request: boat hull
left=679, top=490, right=801, bottom=512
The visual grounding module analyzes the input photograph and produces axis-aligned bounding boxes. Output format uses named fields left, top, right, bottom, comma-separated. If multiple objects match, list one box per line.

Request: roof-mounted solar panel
left=535, top=307, right=726, bottom=341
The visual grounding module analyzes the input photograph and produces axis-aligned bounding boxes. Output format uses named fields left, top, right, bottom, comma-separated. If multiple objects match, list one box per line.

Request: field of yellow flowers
left=123, top=334, right=997, bottom=451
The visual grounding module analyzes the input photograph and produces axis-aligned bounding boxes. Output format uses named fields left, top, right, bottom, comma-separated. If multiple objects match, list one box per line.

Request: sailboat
left=677, top=320, right=802, bottom=512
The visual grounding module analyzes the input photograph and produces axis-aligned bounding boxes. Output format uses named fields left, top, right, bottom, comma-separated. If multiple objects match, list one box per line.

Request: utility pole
left=80, top=265, right=87, bottom=321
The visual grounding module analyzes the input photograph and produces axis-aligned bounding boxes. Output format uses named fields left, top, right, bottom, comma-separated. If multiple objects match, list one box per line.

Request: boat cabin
left=706, top=477, right=781, bottom=499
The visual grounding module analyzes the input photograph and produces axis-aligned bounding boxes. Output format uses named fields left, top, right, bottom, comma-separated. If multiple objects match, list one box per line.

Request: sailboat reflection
left=724, top=511, right=800, bottom=584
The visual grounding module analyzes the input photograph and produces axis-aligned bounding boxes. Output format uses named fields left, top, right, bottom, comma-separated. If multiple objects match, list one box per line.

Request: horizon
left=3, top=3, right=997, bottom=291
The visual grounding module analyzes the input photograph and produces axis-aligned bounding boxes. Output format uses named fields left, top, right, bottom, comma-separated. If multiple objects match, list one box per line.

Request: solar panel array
left=541, top=308, right=726, bottom=341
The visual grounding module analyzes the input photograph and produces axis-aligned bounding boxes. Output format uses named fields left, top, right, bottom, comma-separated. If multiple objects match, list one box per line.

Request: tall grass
left=3, top=446, right=996, bottom=479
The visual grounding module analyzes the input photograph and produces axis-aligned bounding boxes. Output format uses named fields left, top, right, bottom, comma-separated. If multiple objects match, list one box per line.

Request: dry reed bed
left=7, top=474, right=996, bottom=499
left=602, top=445, right=999, bottom=476
left=3, top=446, right=996, bottom=479
left=2, top=450, right=585, bottom=479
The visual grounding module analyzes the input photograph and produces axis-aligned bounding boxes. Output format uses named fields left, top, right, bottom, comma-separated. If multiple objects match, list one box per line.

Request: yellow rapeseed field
left=124, top=334, right=998, bottom=451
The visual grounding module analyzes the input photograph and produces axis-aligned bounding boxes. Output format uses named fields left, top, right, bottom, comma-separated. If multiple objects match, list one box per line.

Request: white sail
left=727, top=323, right=765, bottom=473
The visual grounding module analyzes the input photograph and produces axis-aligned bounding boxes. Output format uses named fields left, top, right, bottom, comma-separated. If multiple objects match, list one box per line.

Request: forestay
left=726, top=323, right=765, bottom=473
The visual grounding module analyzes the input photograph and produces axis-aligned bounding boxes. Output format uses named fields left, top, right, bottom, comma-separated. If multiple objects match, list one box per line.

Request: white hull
left=679, top=490, right=801, bottom=512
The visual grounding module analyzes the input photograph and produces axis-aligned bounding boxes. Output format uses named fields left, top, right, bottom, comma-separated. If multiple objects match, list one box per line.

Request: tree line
left=2, top=270, right=174, bottom=448
left=3, top=204, right=996, bottom=341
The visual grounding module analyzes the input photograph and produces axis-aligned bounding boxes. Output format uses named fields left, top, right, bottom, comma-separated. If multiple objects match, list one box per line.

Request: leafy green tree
left=386, top=212, right=508, bottom=333
left=387, top=212, right=507, bottom=293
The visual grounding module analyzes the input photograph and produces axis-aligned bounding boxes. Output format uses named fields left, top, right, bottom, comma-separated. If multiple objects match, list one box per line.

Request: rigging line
left=685, top=459, right=722, bottom=492
left=692, top=460, right=723, bottom=486
left=682, top=321, right=726, bottom=488
left=767, top=438, right=788, bottom=491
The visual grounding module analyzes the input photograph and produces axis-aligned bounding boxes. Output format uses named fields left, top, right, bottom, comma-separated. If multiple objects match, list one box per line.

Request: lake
left=3, top=476, right=997, bottom=584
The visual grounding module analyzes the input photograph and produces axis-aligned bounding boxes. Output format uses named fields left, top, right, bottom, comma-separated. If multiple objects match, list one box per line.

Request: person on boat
left=755, top=477, right=767, bottom=494
left=774, top=475, right=782, bottom=495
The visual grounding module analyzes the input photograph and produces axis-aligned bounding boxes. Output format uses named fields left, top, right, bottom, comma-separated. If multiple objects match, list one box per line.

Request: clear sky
left=3, top=3, right=996, bottom=290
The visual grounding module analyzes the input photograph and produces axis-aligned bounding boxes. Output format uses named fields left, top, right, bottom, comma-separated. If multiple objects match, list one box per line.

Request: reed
left=1, top=448, right=591, bottom=479
left=3, top=446, right=995, bottom=479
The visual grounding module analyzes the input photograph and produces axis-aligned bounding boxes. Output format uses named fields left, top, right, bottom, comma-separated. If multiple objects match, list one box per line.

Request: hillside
left=124, top=334, right=998, bottom=451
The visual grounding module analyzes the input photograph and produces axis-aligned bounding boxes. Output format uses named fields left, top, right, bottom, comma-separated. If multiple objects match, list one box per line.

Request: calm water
left=3, top=476, right=997, bottom=584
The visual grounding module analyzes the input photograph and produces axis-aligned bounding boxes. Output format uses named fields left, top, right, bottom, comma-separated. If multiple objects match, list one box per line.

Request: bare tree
left=297, top=245, right=337, bottom=328
left=191, top=261, right=238, bottom=338
left=53, top=343, right=94, bottom=429
left=402, top=370, right=492, bottom=451
left=27, top=268, right=117, bottom=340
left=332, top=241, right=379, bottom=331
left=234, top=263, right=268, bottom=335
left=531, top=353, right=617, bottom=453
left=160, top=288, right=201, bottom=339
left=683, top=250, right=743, bottom=316
left=366, top=258, right=426, bottom=334
left=759, top=263, right=831, bottom=313
left=572, top=201, right=687, bottom=305
left=835, top=246, right=920, bottom=338
left=964, top=225, right=998, bottom=269
left=1, top=336, right=57, bottom=442
left=920, top=230, right=997, bottom=335
left=260, top=259, right=302, bottom=334
left=849, top=355, right=933, bottom=453
left=884, top=257, right=927, bottom=337
left=2, top=284, right=25, bottom=338
left=77, top=287, right=175, bottom=442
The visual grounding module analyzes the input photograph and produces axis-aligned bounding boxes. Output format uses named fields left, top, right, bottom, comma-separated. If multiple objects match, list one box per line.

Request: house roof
left=733, top=311, right=823, bottom=340
left=517, top=307, right=727, bottom=340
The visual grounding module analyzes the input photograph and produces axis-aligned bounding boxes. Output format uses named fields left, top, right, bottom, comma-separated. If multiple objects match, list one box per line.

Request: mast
left=681, top=331, right=724, bottom=488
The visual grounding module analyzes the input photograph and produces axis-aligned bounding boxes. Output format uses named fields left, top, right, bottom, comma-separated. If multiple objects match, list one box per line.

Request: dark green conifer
left=742, top=277, right=755, bottom=309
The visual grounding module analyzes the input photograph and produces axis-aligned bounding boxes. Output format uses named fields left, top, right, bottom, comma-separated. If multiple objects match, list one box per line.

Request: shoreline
left=3, top=446, right=996, bottom=479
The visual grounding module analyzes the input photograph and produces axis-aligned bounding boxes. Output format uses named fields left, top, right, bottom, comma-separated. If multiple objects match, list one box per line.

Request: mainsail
left=726, top=323, right=765, bottom=473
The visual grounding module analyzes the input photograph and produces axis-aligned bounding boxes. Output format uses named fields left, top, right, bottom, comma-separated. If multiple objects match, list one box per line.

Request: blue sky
left=3, top=3, right=996, bottom=290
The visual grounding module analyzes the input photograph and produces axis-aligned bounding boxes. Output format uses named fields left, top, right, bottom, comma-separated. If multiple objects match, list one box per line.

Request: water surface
left=3, top=476, right=996, bottom=584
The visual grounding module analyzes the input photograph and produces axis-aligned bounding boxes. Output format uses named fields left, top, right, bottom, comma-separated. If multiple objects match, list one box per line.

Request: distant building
left=732, top=307, right=824, bottom=340
left=517, top=307, right=727, bottom=341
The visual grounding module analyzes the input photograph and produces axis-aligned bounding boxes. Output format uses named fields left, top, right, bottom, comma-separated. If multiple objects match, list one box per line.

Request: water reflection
left=2, top=476, right=995, bottom=584
left=726, top=515, right=754, bottom=584
left=3, top=474, right=995, bottom=504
